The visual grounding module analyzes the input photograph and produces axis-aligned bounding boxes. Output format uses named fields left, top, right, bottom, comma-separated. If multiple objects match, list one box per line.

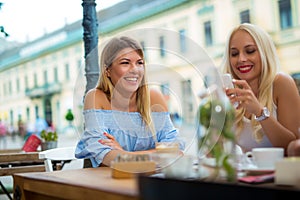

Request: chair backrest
left=0, top=149, right=45, bottom=200
left=38, top=146, right=84, bottom=172
left=0, top=150, right=45, bottom=176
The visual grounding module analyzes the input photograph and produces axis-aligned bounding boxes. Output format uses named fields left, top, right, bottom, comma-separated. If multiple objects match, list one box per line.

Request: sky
left=0, top=0, right=124, bottom=43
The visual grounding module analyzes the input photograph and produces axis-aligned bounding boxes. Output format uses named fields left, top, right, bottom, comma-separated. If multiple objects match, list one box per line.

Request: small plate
left=240, top=166, right=274, bottom=175
left=201, top=157, right=274, bottom=175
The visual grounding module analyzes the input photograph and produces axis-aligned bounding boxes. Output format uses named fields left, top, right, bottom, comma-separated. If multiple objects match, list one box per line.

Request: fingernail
left=98, top=140, right=103, bottom=143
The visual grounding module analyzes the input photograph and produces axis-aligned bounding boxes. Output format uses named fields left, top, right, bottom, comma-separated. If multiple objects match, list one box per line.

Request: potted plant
left=40, top=129, right=58, bottom=151
left=197, top=87, right=236, bottom=182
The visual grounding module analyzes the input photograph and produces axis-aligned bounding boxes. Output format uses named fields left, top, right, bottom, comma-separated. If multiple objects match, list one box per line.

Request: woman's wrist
left=254, top=107, right=263, bottom=117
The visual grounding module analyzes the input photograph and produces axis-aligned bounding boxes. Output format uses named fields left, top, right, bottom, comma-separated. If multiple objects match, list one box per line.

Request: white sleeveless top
left=237, top=103, right=277, bottom=153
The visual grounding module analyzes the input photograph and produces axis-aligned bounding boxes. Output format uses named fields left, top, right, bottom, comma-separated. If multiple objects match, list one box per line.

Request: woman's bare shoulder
left=150, top=89, right=168, bottom=112
left=274, top=72, right=297, bottom=90
left=84, top=88, right=109, bottom=110
left=274, top=72, right=299, bottom=102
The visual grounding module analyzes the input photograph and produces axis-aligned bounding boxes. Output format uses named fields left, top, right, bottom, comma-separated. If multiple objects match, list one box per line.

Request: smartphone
left=222, top=73, right=239, bottom=108
left=222, top=73, right=234, bottom=89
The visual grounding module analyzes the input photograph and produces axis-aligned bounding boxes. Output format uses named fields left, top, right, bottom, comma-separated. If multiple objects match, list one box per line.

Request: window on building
left=65, top=63, right=70, bottom=80
left=16, top=78, right=20, bottom=92
left=179, top=29, right=187, bottom=53
left=35, top=105, right=39, bottom=118
left=8, top=80, right=12, bottom=94
left=292, top=73, right=300, bottom=95
left=34, top=73, right=38, bottom=87
left=279, top=0, right=292, bottom=29
left=44, top=70, right=48, bottom=85
left=54, top=67, right=58, bottom=82
left=25, top=75, right=28, bottom=89
left=159, top=36, right=166, bottom=57
left=3, top=83, right=6, bottom=96
left=204, top=21, right=213, bottom=46
left=240, top=10, right=250, bottom=23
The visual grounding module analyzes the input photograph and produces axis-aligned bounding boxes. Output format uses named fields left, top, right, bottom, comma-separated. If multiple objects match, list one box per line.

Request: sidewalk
left=1, top=123, right=197, bottom=154
left=0, top=131, right=80, bottom=151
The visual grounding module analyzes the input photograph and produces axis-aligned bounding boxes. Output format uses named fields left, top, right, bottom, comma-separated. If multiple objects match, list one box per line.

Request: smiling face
left=106, top=47, right=145, bottom=95
left=229, top=29, right=262, bottom=83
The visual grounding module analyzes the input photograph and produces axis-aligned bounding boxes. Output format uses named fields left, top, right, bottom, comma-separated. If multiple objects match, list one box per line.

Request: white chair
left=38, top=146, right=84, bottom=172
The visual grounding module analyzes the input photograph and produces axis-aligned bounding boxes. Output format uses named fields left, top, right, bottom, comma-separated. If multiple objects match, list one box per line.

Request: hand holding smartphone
left=222, top=74, right=235, bottom=89
left=222, top=73, right=239, bottom=108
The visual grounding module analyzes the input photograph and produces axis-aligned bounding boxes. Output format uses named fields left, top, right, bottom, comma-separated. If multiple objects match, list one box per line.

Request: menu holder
left=155, top=142, right=180, bottom=153
left=111, top=154, right=156, bottom=179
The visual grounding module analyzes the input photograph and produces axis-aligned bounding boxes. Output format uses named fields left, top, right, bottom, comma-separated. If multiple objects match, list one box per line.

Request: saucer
left=202, top=157, right=274, bottom=175
left=240, top=166, right=274, bottom=175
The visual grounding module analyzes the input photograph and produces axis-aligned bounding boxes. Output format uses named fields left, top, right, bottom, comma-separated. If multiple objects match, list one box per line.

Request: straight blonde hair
left=221, top=23, right=280, bottom=142
left=96, top=36, right=153, bottom=130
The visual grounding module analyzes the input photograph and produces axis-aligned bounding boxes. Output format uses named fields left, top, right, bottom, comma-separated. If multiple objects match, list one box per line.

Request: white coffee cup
left=275, top=157, right=300, bottom=187
left=245, top=147, right=284, bottom=169
left=162, top=155, right=194, bottom=179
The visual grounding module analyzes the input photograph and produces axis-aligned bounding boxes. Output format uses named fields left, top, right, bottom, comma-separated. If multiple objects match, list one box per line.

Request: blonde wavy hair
left=221, top=23, right=280, bottom=142
left=96, top=36, right=153, bottom=129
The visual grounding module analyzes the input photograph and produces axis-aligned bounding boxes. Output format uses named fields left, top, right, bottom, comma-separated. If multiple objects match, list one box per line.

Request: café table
left=0, top=150, right=45, bottom=200
left=13, top=167, right=139, bottom=200
left=13, top=165, right=300, bottom=200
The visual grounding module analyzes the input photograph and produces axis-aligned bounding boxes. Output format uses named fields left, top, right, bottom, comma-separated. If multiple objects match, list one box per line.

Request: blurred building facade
left=0, top=0, right=299, bottom=132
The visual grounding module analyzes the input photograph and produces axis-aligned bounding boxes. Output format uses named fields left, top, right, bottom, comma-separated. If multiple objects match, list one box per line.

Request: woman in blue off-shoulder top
left=75, top=36, right=185, bottom=167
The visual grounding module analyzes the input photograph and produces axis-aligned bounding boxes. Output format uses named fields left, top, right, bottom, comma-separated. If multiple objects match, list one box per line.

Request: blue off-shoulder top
left=75, top=109, right=185, bottom=167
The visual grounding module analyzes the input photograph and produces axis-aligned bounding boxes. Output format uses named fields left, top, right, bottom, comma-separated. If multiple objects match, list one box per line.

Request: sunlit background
left=0, top=0, right=299, bottom=156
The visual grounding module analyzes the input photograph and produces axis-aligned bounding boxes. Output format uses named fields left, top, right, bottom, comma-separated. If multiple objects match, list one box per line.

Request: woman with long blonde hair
left=221, top=23, right=300, bottom=154
left=75, top=36, right=184, bottom=167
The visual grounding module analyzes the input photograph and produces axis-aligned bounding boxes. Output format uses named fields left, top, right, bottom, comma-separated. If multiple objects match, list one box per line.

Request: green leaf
left=40, top=130, right=58, bottom=142
left=222, top=155, right=236, bottom=182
